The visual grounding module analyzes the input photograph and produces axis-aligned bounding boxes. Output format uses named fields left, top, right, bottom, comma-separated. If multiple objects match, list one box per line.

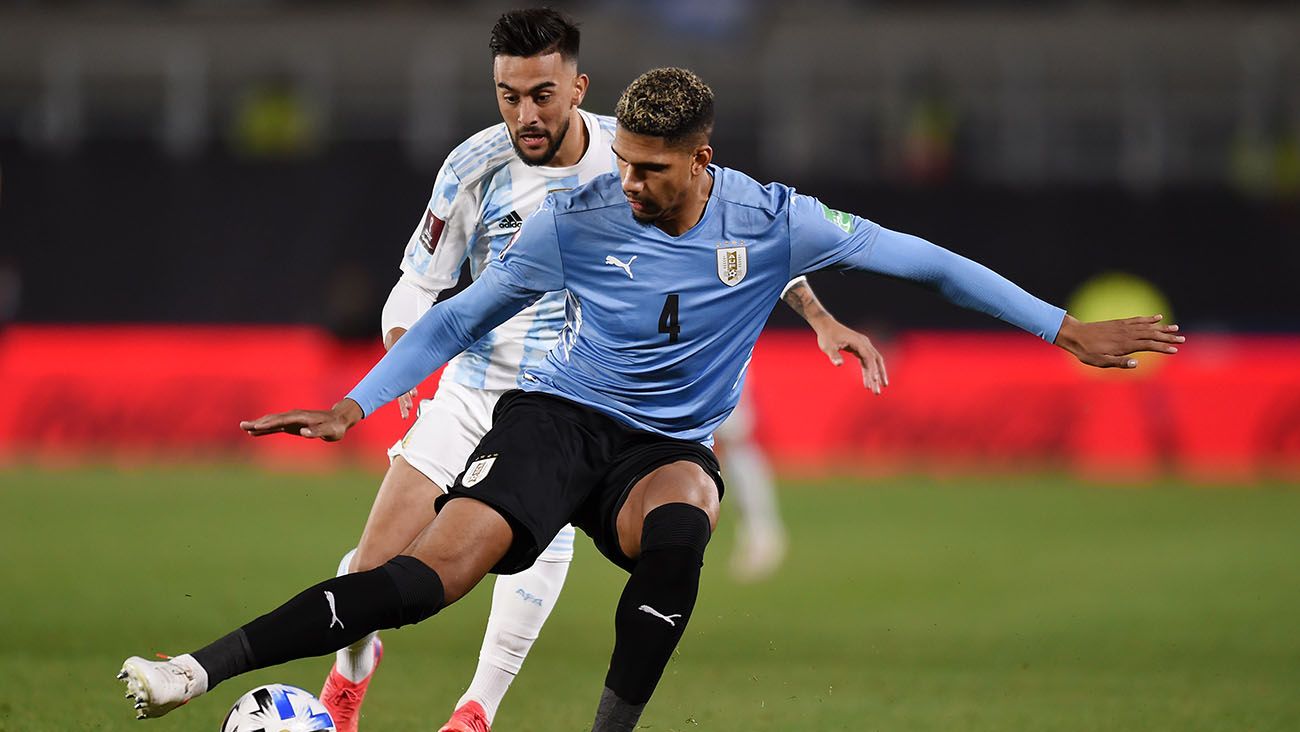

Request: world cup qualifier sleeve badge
left=716, top=243, right=748, bottom=287
left=461, top=454, right=498, bottom=488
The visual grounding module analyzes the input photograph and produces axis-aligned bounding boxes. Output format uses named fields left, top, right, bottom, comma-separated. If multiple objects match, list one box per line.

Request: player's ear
left=691, top=144, right=713, bottom=174
left=572, top=72, right=589, bottom=107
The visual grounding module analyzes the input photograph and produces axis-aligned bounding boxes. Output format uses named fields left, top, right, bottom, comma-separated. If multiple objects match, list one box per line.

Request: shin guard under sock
left=193, top=555, right=443, bottom=689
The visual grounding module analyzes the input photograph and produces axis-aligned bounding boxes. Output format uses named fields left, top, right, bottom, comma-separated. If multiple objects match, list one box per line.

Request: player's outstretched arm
left=781, top=276, right=888, bottom=394
left=241, top=266, right=545, bottom=441
left=852, top=227, right=1184, bottom=369
left=1053, top=313, right=1183, bottom=369
left=243, top=201, right=564, bottom=440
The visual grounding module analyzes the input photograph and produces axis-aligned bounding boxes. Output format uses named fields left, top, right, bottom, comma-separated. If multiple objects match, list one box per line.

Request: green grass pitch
left=1, top=466, right=1297, bottom=731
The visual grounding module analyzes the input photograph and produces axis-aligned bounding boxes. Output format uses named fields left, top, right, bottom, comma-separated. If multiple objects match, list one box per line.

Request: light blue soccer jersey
left=351, top=165, right=1066, bottom=442
left=393, top=109, right=618, bottom=390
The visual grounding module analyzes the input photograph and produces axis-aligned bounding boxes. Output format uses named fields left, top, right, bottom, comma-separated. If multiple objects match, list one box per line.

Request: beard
left=628, top=204, right=658, bottom=223
left=511, top=113, right=571, bottom=167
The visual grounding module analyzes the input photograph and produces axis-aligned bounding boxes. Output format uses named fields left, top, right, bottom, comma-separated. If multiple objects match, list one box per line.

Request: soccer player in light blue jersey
left=315, top=11, right=879, bottom=732
left=121, top=68, right=1182, bottom=731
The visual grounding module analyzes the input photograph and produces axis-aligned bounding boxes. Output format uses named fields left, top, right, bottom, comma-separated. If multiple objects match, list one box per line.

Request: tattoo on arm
left=783, top=279, right=824, bottom=321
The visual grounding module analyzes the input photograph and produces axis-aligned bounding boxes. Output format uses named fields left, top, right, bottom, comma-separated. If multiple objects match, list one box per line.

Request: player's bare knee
left=349, top=544, right=388, bottom=574
left=619, top=462, right=720, bottom=558
left=404, top=497, right=513, bottom=603
left=642, top=462, right=720, bottom=528
left=400, top=544, right=487, bottom=604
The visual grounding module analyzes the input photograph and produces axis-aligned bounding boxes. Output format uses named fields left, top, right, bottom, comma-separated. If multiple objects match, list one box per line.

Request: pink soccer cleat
left=319, top=638, right=384, bottom=732
left=438, top=701, right=491, bottom=732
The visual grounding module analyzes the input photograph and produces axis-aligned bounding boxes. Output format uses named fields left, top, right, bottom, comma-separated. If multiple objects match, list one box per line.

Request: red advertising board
left=1, top=326, right=1297, bottom=481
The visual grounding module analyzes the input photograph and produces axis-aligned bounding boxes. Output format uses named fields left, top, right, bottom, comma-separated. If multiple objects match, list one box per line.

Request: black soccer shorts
left=434, top=390, right=724, bottom=574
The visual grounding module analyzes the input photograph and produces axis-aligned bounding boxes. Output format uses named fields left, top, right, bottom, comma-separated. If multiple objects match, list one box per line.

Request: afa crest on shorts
left=462, top=454, right=498, bottom=487
left=716, top=243, right=748, bottom=287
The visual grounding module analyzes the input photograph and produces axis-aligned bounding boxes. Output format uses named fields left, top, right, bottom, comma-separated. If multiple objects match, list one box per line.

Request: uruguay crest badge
left=716, top=244, right=748, bottom=287
left=461, top=455, right=498, bottom=487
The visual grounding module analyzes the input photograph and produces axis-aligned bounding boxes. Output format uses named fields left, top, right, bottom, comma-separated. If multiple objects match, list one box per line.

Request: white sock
left=332, top=548, right=380, bottom=683
left=456, top=526, right=573, bottom=723
left=723, top=439, right=783, bottom=541
left=336, top=632, right=378, bottom=683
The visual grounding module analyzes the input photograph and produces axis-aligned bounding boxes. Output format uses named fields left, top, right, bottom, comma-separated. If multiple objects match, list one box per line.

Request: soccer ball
left=221, top=684, right=335, bottom=732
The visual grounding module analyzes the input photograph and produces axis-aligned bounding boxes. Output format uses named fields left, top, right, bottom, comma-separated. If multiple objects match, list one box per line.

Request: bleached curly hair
left=615, top=67, right=714, bottom=147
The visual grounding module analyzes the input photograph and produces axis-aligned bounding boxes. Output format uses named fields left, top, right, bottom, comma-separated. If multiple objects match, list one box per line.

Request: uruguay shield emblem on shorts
left=462, top=455, right=497, bottom=487
left=716, top=244, right=747, bottom=287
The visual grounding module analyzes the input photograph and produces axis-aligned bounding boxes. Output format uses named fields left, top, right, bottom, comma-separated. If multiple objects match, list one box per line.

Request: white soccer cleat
left=730, top=527, right=788, bottom=584
left=118, top=654, right=208, bottom=720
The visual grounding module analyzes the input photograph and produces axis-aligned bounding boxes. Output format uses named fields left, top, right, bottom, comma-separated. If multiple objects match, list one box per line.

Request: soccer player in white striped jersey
left=320, top=10, right=884, bottom=732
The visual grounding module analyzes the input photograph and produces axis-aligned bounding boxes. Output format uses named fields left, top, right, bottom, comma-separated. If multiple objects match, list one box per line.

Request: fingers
left=240, top=411, right=307, bottom=432
left=1146, top=329, right=1185, bottom=344
left=1127, top=314, right=1164, bottom=324
left=239, top=416, right=272, bottom=432
left=1135, top=339, right=1179, bottom=354
left=243, top=426, right=291, bottom=437
left=858, top=352, right=886, bottom=395
left=858, top=361, right=879, bottom=394
left=1092, top=354, right=1138, bottom=369
left=822, top=342, right=844, bottom=366
left=843, top=340, right=884, bottom=395
left=400, top=388, right=420, bottom=419
left=240, top=410, right=324, bottom=438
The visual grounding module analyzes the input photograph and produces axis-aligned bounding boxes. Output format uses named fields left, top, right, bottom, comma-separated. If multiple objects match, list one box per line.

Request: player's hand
left=383, top=328, right=419, bottom=419
left=398, top=387, right=418, bottom=420
left=812, top=317, right=888, bottom=395
left=240, top=399, right=364, bottom=441
left=1054, top=313, right=1184, bottom=369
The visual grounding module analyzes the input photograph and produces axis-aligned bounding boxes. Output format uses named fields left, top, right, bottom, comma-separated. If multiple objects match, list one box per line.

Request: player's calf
left=594, top=503, right=712, bottom=732
left=206, top=555, right=443, bottom=687
left=117, top=553, right=445, bottom=721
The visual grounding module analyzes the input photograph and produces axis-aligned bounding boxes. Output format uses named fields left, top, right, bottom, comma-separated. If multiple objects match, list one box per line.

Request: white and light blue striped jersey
left=394, top=109, right=618, bottom=390
left=352, top=165, right=1067, bottom=443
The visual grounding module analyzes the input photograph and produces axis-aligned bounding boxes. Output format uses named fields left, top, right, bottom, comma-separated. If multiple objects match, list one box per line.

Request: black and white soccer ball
left=221, top=684, right=335, bottom=732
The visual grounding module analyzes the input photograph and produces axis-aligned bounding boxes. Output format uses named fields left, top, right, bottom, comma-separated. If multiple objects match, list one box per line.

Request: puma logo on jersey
left=605, top=255, right=637, bottom=279
left=638, top=604, right=682, bottom=626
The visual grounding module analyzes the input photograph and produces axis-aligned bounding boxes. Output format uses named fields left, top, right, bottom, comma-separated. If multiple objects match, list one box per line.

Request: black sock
left=591, top=687, right=645, bottom=732
left=192, top=555, right=443, bottom=689
left=595, top=503, right=712, bottom=731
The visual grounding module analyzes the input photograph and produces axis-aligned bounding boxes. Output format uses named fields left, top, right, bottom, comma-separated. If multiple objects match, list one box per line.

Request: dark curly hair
left=615, top=67, right=714, bottom=147
left=489, top=8, right=581, bottom=61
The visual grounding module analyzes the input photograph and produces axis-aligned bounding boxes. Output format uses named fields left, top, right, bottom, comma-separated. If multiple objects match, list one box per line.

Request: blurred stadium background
left=1, top=1, right=1298, bottom=731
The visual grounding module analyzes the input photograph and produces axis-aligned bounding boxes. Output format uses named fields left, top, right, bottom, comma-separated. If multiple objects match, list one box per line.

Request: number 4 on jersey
left=658, top=294, right=681, bottom=344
